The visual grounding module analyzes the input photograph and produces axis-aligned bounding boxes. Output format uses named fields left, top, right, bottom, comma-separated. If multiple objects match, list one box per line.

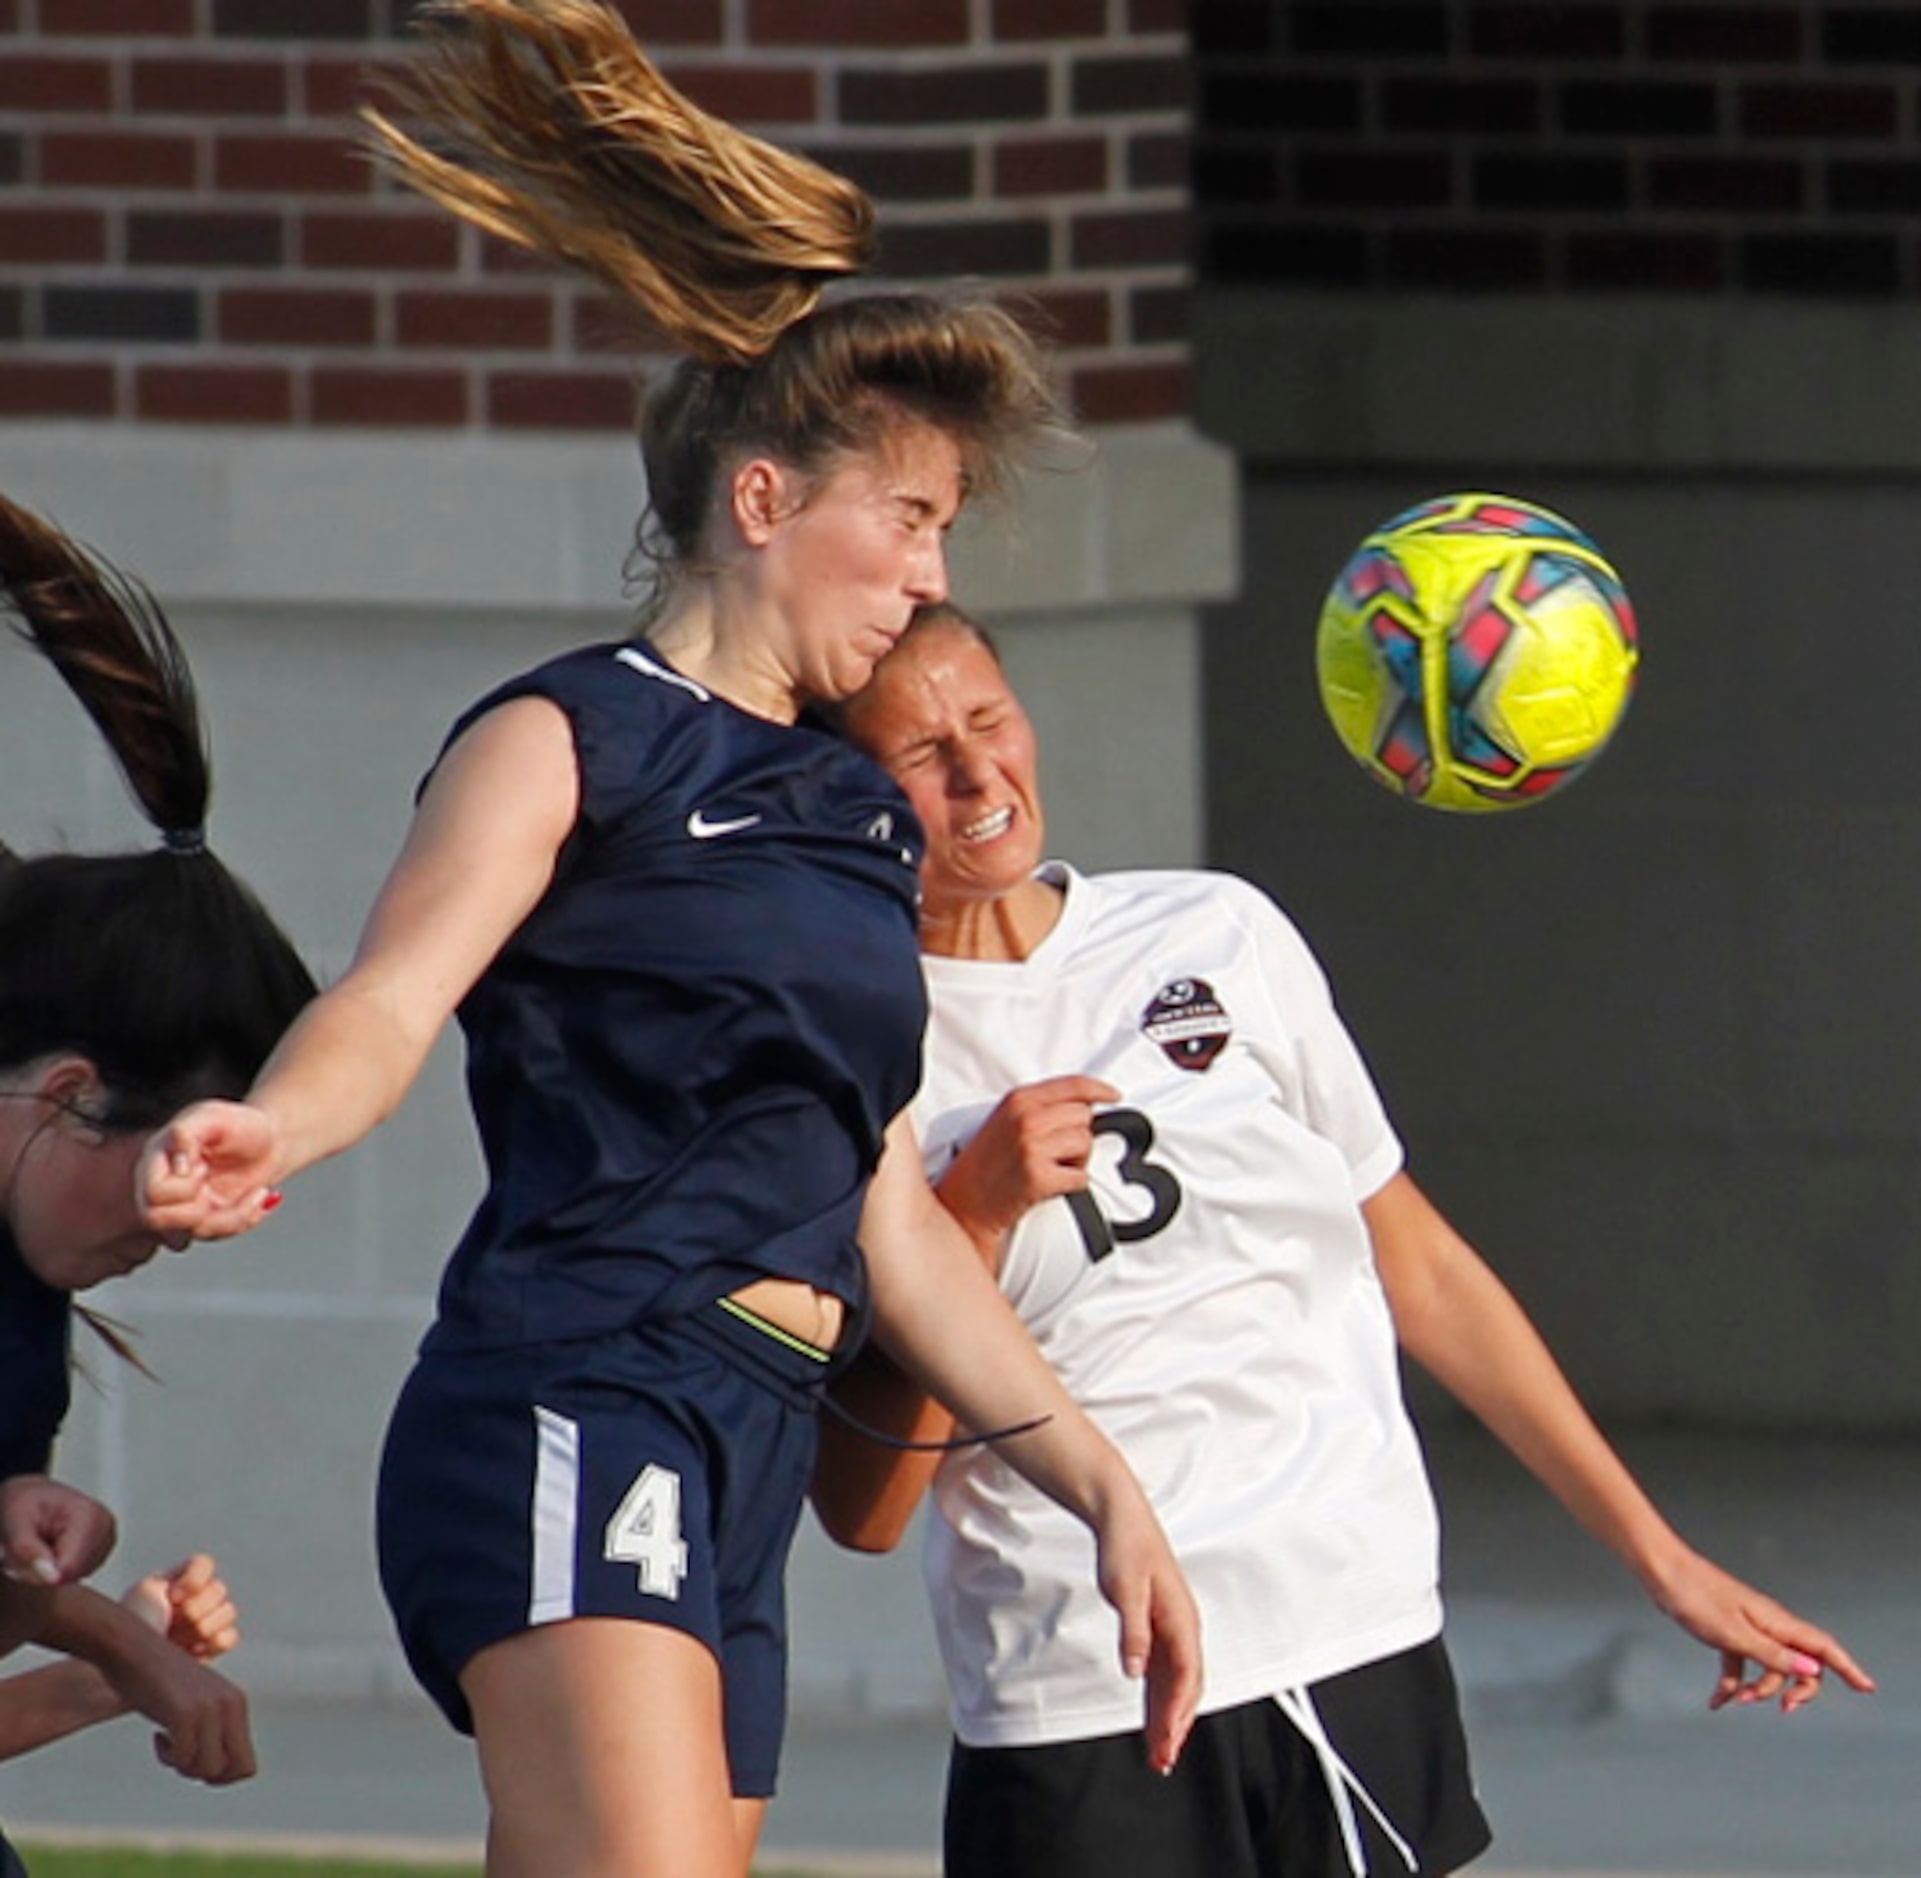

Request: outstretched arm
left=0, top=1555, right=239, bottom=1761
left=1367, top=1171, right=1874, bottom=1713
left=140, top=697, right=579, bottom=1242
left=15, top=1571, right=252, bottom=1782
left=812, top=1076, right=1117, bottom=1553
left=858, top=1109, right=1199, bottom=1772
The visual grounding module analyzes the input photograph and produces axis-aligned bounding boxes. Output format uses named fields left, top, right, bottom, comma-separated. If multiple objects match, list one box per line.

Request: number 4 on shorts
left=604, top=1462, right=690, bottom=1599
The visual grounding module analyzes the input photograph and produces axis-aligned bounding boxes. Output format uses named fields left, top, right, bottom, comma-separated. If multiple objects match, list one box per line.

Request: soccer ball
left=1314, top=493, right=1640, bottom=812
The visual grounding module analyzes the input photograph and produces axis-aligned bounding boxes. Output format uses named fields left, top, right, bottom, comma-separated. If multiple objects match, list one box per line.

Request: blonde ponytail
left=364, top=0, right=876, bottom=363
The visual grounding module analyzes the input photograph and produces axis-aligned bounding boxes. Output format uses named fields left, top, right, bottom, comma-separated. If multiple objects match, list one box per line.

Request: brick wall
left=1196, top=0, right=1921, bottom=296
left=0, top=0, right=1193, bottom=429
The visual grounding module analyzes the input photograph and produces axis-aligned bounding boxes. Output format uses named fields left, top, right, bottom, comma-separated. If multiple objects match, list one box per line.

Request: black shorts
left=944, top=1637, right=1492, bottom=1878
left=375, top=1300, right=828, bottom=1798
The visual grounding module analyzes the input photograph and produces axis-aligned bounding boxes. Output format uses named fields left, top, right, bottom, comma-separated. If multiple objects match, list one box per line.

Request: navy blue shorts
left=375, top=1300, right=829, bottom=1798
left=0, top=1826, right=27, bottom=1878
left=945, top=1637, right=1491, bottom=1878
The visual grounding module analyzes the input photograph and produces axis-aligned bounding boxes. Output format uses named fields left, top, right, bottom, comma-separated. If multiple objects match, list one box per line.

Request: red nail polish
left=261, top=1190, right=284, bottom=1214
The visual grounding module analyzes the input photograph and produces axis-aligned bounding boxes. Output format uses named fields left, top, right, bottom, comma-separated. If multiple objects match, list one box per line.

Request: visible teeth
left=963, top=806, right=1013, bottom=842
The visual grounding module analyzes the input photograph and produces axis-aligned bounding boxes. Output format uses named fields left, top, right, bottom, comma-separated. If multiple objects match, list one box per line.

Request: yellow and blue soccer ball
left=1315, top=493, right=1639, bottom=812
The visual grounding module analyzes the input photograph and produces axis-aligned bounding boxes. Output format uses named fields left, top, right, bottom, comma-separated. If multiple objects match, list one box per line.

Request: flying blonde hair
left=363, top=0, right=876, bottom=364
left=365, top=0, right=1070, bottom=618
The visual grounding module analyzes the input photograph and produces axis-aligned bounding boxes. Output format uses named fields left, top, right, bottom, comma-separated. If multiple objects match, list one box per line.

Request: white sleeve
left=1237, top=879, right=1404, bottom=1202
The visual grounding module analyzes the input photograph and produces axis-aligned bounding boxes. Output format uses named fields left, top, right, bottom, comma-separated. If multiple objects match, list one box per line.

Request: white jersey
left=917, top=863, right=1442, bottom=1748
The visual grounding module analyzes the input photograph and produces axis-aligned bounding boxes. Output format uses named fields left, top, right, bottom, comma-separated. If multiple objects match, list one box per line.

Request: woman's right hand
left=937, top=1075, right=1119, bottom=1250
left=103, top=1623, right=256, bottom=1784
left=138, top=1101, right=284, bottom=1243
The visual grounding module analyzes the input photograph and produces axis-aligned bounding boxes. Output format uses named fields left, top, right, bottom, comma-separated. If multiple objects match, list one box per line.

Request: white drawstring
left=1272, top=1686, right=1420, bottom=1878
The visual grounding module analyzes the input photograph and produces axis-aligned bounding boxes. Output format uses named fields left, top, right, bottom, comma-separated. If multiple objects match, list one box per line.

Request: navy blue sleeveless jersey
left=422, top=643, right=927, bottom=1354
left=0, top=1224, right=71, bottom=1479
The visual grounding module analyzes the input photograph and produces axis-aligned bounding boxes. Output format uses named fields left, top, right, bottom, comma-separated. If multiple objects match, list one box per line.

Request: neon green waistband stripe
left=715, top=1294, right=833, bottom=1364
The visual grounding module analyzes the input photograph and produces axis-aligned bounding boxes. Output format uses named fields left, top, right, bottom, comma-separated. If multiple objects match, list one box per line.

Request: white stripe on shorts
left=530, top=1404, right=581, bottom=1627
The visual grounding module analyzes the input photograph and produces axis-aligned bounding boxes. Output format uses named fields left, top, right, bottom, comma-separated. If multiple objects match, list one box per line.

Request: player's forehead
left=855, top=624, right=1011, bottom=752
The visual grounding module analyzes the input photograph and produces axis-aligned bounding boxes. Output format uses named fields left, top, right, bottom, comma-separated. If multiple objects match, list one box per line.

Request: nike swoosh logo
left=687, top=810, right=763, bottom=839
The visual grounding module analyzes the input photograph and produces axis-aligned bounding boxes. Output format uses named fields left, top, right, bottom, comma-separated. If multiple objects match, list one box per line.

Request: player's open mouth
left=960, top=806, right=1013, bottom=843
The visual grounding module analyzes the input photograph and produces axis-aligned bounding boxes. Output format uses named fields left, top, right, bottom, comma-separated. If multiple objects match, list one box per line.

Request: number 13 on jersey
left=1067, top=1108, right=1182, bottom=1263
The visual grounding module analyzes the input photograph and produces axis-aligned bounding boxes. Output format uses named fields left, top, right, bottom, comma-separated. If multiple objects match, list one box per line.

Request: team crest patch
left=1141, top=978, right=1231, bottom=1072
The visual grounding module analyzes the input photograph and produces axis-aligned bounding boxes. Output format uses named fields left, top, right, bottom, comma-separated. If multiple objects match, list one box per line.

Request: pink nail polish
left=1789, top=1650, right=1823, bottom=1677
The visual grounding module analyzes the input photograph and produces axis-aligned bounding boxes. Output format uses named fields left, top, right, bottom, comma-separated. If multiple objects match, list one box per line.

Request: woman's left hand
left=1648, top=1547, right=1875, bottom=1713
left=1090, top=1481, right=1203, bottom=1773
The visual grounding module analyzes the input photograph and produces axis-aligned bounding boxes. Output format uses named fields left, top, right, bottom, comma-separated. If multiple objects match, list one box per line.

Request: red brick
left=311, top=366, right=469, bottom=426
left=1294, top=2, right=1448, bottom=55
left=1470, top=3, right=1626, bottom=59
left=1647, top=6, right=1801, bottom=62
left=995, top=134, right=1107, bottom=198
left=1566, top=230, right=1724, bottom=291
left=0, top=0, right=19, bottom=28
left=136, top=363, right=295, bottom=426
left=1129, top=0, right=1188, bottom=28
left=41, top=130, right=198, bottom=190
left=1742, top=230, right=1897, bottom=295
left=0, top=206, right=107, bottom=264
left=1021, top=284, right=1111, bottom=348
left=396, top=289, right=555, bottom=350
left=1650, top=156, right=1803, bottom=214
left=0, top=56, right=113, bottom=112
left=1298, top=146, right=1452, bottom=212
left=132, top=56, right=289, bottom=116
left=44, top=282, right=196, bottom=341
left=993, top=0, right=1105, bottom=40
left=749, top=0, right=967, bottom=46
left=1385, top=226, right=1548, bottom=290
left=841, top=63, right=1050, bottom=128
left=877, top=216, right=1052, bottom=279
left=488, top=369, right=640, bottom=431
left=43, top=0, right=193, bottom=30
left=215, top=132, right=369, bottom=196
left=1741, top=82, right=1899, bottom=140
left=603, top=0, right=724, bottom=46
left=1130, top=281, right=1187, bottom=344
left=302, top=209, right=459, bottom=271
left=1070, top=207, right=1190, bottom=269
left=0, top=359, right=116, bottom=419
left=1072, top=53, right=1192, bottom=116
left=211, top=0, right=371, bottom=39
left=1071, top=358, right=1190, bottom=424
left=1128, top=129, right=1188, bottom=190
left=127, top=209, right=283, bottom=268
left=807, top=141, right=976, bottom=203
left=1387, top=77, right=1540, bottom=135
left=1822, top=10, right=1921, bottom=64
left=662, top=61, right=818, bottom=126
left=1205, top=220, right=1369, bottom=288
left=1831, top=159, right=1921, bottom=215
left=302, top=53, right=398, bottom=119
left=218, top=284, right=377, bottom=347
